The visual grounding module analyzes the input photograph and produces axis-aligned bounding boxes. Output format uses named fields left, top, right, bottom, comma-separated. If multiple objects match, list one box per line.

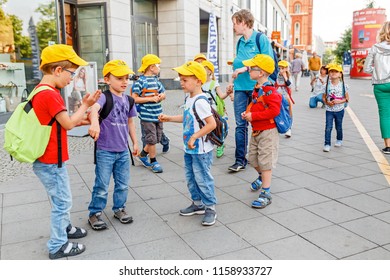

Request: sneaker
left=88, top=213, right=108, bottom=230
left=179, top=203, right=206, bottom=216
left=382, top=147, right=390, bottom=154
left=49, top=242, right=86, bottom=260
left=138, top=155, right=152, bottom=168
left=114, top=209, right=133, bottom=224
left=323, top=145, right=331, bottom=152
left=151, top=161, right=163, bottom=173
left=250, top=176, right=262, bottom=191
left=251, top=191, right=272, bottom=209
left=162, top=137, right=170, bottom=153
left=285, top=129, right=292, bottom=138
left=216, top=145, right=225, bottom=158
left=228, top=163, right=246, bottom=172
left=202, top=208, right=217, bottom=226
left=334, top=140, right=342, bottom=147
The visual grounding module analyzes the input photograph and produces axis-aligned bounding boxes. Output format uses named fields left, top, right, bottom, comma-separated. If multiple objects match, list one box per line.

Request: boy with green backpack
left=201, top=60, right=233, bottom=157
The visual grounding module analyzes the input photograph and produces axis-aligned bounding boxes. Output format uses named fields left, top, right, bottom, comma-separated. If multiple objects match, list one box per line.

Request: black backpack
left=237, top=32, right=279, bottom=82
left=94, top=90, right=136, bottom=165
left=192, top=96, right=228, bottom=147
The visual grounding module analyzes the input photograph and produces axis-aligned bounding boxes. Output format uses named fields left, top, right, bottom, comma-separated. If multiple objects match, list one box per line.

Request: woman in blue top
left=226, top=9, right=275, bottom=172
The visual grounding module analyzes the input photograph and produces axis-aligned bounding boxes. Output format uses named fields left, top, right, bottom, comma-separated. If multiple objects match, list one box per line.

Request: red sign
left=352, top=8, right=387, bottom=49
left=350, top=49, right=371, bottom=79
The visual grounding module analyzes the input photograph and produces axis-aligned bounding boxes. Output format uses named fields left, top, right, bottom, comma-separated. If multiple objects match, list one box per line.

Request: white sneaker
left=323, top=145, right=331, bottom=152
left=285, top=129, right=292, bottom=138
left=334, top=140, right=342, bottom=147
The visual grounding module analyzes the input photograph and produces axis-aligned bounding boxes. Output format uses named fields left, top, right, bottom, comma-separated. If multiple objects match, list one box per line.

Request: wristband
left=246, top=66, right=250, bottom=72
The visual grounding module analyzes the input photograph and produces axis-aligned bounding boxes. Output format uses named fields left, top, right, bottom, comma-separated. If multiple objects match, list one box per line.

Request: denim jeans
left=325, top=110, right=344, bottom=146
left=184, top=151, right=216, bottom=206
left=88, top=149, right=130, bottom=216
left=309, top=93, right=324, bottom=108
left=233, top=90, right=252, bottom=166
left=33, top=161, right=71, bottom=254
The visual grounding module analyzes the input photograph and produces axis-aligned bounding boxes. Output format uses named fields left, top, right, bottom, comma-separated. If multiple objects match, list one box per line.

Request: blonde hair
left=232, top=9, right=254, bottom=29
left=40, top=61, right=77, bottom=75
left=377, top=21, right=390, bottom=43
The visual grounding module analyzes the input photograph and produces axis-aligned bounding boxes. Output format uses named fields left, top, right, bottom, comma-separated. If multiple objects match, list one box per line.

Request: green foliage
left=366, top=0, right=375, bottom=8
left=322, top=49, right=335, bottom=65
left=9, top=14, right=31, bottom=58
left=333, top=27, right=352, bottom=64
left=35, top=2, right=57, bottom=51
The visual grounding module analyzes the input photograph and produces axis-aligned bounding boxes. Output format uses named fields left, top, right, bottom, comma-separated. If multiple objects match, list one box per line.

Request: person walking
left=275, top=60, right=293, bottom=137
left=87, top=60, right=139, bottom=230
left=226, top=9, right=275, bottom=172
left=364, top=21, right=390, bottom=154
left=291, top=53, right=305, bottom=92
left=308, top=51, right=322, bottom=90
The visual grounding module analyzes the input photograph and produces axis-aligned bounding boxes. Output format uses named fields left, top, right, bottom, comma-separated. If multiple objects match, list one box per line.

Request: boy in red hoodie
left=241, top=54, right=282, bottom=209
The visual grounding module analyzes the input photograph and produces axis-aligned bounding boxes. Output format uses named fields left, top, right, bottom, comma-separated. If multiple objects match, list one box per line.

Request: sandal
left=49, top=242, right=86, bottom=259
left=251, top=192, right=272, bottom=209
left=66, top=224, right=88, bottom=239
left=250, top=176, right=262, bottom=191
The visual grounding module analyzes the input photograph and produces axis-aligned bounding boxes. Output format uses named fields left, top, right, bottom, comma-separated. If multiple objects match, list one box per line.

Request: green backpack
left=203, top=80, right=226, bottom=116
left=4, top=86, right=57, bottom=164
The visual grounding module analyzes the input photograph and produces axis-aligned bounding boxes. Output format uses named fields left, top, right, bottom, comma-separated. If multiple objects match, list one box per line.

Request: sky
left=313, top=0, right=390, bottom=42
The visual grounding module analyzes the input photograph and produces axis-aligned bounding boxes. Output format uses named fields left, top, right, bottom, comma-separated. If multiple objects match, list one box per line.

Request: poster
left=207, top=13, right=219, bottom=80
left=350, top=49, right=371, bottom=79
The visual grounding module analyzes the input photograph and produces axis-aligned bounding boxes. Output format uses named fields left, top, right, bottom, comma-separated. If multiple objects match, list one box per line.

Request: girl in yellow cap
left=275, top=60, right=293, bottom=137
left=201, top=60, right=233, bottom=157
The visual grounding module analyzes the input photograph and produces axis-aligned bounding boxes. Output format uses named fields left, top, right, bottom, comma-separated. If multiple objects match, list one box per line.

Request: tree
left=322, top=48, right=335, bottom=66
left=366, top=0, right=375, bottom=8
left=333, top=27, right=351, bottom=64
left=35, top=2, right=57, bottom=51
left=9, top=14, right=31, bottom=58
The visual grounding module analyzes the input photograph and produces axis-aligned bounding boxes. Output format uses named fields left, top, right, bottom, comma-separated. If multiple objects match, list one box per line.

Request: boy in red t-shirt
left=32, top=44, right=101, bottom=259
left=241, top=54, right=282, bottom=209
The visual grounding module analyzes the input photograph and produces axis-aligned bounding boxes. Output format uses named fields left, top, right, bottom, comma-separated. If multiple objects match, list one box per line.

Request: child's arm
left=216, top=86, right=233, bottom=101
left=87, top=103, right=101, bottom=141
left=56, top=89, right=101, bottom=130
left=187, top=115, right=216, bottom=150
left=159, top=114, right=183, bottom=123
left=128, top=117, right=139, bottom=156
left=131, top=92, right=160, bottom=104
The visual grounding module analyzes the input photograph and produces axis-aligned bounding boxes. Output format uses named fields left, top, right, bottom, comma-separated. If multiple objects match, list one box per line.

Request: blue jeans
left=184, top=151, right=216, bottom=206
left=325, top=110, right=344, bottom=146
left=88, top=149, right=130, bottom=216
left=309, top=93, right=324, bottom=108
left=33, top=161, right=71, bottom=254
left=233, top=90, right=252, bottom=166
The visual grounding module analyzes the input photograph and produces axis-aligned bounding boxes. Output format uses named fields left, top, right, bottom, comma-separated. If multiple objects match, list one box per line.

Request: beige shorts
left=248, top=128, right=279, bottom=170
left=141, top=121, right=163, bottom=145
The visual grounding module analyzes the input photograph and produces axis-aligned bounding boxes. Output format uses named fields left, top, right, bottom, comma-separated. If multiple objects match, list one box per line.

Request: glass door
left=133, top=21, right=158, bottom=71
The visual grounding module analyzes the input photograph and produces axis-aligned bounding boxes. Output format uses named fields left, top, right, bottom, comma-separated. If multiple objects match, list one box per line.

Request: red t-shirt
left=32, top=84, right=69, bottom=164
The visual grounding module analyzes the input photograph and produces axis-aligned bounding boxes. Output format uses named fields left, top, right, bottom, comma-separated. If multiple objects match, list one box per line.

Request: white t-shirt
left=325, top=81, right=349, bottom=112
left=183, top=93, right=214, bottom=154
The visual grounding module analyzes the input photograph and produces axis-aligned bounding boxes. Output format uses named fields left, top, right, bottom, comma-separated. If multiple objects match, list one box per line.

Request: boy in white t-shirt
left=159, top=61, right=218, bottom=226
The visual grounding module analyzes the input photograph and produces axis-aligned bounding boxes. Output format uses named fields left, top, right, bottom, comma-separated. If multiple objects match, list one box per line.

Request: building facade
left=287, top=0, right=312, bottom=53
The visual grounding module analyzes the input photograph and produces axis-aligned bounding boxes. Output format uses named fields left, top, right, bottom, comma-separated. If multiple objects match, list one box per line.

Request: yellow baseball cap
left=327, top=63, right=343, bottom=73
left=103, top=60, right=134, bottom=77
left=242, top=54, right=275, bottom=74
left=173, top=61, right=207, bottom=84
left=278, top=60, right=289, bottom=68
left=193, top=53, right=207, bottom=62
left=201, top=60, right=215, bottom=73
left=138, top=54, right=161, bottom=73
left=40, top=44, right=88, bottom=69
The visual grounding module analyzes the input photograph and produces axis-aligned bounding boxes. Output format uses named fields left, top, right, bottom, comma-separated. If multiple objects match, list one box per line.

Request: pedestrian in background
left=275, top=60, right=293, bottom=137
left=291, top=53, right=305, bottom=92
left=364, top=21, right=390, bottom=154
left=159, top=61, right=218, bottom=226
left=309, top=65, right=327, bottom=108
left=322, top=64, right=349, bottom=152
left=33, top=44, right=101, bottom=259
left=87, top=60, right=139, bottom=231
left=308, top=51, right=322, bottom=90
left=226, top=9, right=275, bottom=172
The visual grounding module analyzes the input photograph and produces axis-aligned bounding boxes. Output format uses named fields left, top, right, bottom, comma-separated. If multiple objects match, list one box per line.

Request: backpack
left=192, top=95, right=228, bottom=147
left=202, top=80, right=226, bottom=116
left=237, top=32, right=279, bottom=82
left=94, top=90, right=136, bottom=165
left=4, top=86, right=63, bottom=166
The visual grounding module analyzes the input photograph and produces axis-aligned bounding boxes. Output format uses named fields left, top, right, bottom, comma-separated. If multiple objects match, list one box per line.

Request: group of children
left=31, top=42, right=348, bottom=259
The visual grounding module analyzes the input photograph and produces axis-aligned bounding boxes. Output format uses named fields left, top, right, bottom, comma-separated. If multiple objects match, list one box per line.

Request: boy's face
left=104, top=74, right=129, bottom=94
left=248, top=66, right=263, bottom=80
left=55, top=66, right=77, bottom=88
left=149, top=64, right=160, bottom=75
left=179, top=75, right=200, bottom=93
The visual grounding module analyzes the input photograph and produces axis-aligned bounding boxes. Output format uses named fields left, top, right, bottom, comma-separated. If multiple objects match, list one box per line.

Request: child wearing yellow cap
left=193, top=53, right=207, bottom=63
left=322, top=63, right=349, bottom=152
left=275, top=60, right=293, bottom=137
left=87, top=59, right=139, bottom=230
left=132, top=54, right=167, bottom=173
left=159, top=61, right=218, bottom=226
left=201, top=60, right=233, bottom=158
left=241, top=54, right=282, bottom=209
left=33, top=44, right=101, bottom=259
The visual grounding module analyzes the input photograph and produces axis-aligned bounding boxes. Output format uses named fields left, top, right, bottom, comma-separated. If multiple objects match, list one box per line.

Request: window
left=294, top=3, right=301, bottom=13
left=294, top=22, right=300, bottom=45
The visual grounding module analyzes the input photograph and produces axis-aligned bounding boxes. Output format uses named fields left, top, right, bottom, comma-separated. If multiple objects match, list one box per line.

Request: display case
left=0, top=62, right=27, bottom=113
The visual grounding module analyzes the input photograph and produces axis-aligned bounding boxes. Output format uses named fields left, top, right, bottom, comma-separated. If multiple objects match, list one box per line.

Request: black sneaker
left=228, top=163, right=246, bottom=172
left=179, top=203, right=206, bottom=216
left=382, top=147, right=390, bottom=154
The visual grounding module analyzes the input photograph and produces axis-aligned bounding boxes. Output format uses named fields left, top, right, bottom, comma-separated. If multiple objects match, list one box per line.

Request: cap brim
left=69, top=56, right=88, bottom=67
left=172, top=66, right=194, bottom=76
left=111, top=69, right=135, bottom=76
left=242, top=59, right=256, bottom=67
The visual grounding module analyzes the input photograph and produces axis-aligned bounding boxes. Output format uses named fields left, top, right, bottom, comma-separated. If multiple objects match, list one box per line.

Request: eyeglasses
left=63, top=68, right=76, bottom=78
left=249, top=67, right=262, bottom=72
left=154, top=64, right=160, bottom=68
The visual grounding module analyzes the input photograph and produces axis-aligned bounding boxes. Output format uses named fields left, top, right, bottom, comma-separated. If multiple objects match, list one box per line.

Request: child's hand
left=82, top=90, right=102, bottom=107
left=132, top=143, right=139, bottom=156
left=229, top=92, right=234, bottom=101
left=77, top=113, right=91, bottom=126
left=241, top=111, right=252, bottom=122
left=150, top=95, right=160, bottom=103
left=158, top=114, right=170, bottom=122
left=88, top=123, right=100, bottom=141
left=187, top=136, right=196, bottom=149
left=158, top=93, right=166, bottom=101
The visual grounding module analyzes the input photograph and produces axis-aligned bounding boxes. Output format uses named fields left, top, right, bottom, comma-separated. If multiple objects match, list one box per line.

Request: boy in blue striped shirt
left=132, top=54, right=166, bottom=173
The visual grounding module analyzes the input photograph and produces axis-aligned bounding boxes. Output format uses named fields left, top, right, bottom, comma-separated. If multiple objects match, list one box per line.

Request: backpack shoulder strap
left=192, top=96, right=211, bottom=126
left=27, top=85, right=53, bottom=101
left=99, top=90, right=113, bottom=122
left=255, top=32, right=262, bottom=53
left=127, top=95, right=135, bottom=110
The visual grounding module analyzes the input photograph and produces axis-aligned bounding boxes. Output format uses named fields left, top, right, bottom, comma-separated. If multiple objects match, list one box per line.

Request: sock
left=262, top=187, right=270, bottom=194
left=258, top=172, right=262, bottom=181
left=140, top=149, right=148, bottom=157
left=206, top=205, right=215, bottom=211
left=150, top=157, right=157, bottom=163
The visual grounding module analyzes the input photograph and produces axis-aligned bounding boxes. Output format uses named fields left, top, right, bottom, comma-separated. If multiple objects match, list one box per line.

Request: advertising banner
left=207, top=13, right=219, bottom=81
left=352, top=8, right=387, bottom=49
left=350, top=49, right=371, bottom=79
